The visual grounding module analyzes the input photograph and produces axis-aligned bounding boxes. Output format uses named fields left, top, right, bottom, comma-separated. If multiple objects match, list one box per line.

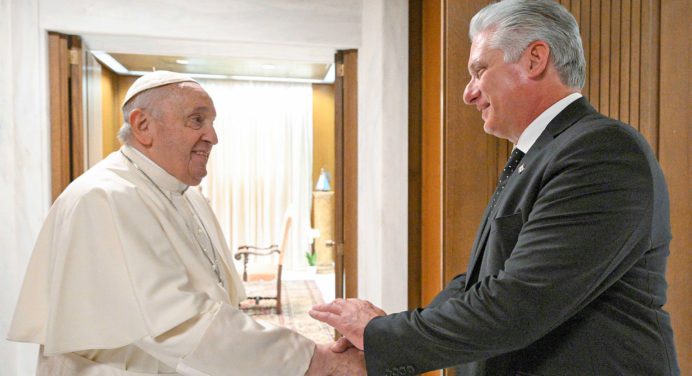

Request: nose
left=463, top=78, right=479, bottom=105
left=204, top=124, right=219, bottom=145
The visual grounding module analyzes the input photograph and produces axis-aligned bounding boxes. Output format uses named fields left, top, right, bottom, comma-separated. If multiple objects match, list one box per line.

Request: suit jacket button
left=406, top=365, right=415, bottom=374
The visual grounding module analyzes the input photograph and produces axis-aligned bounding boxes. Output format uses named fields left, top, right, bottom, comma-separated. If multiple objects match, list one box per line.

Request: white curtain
left=199, top=79, right=313, bottom=272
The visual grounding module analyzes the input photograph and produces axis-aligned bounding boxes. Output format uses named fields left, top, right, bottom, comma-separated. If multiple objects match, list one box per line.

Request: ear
left=524, top=40, right=550, bottom=79
left=129, top=108, right=153, bottom=147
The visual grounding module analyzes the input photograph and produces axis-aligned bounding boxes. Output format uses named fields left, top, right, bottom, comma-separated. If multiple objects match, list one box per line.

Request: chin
left=483, top=123, right=509, bottom=141
left=191, top=174, right=205, bottom=184
left=191, top=173, right=207, bottom=186
left=483, top=122, right=497, bottom=136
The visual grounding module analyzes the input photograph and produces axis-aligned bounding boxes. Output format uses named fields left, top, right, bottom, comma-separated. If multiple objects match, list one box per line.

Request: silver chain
left=184, top=195, right=224, bottom=287
left=120, top=151, right=224, bottom=287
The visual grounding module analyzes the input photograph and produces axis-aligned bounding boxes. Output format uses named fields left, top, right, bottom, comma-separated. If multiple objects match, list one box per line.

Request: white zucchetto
left=122, top=70, right=198, bottom=108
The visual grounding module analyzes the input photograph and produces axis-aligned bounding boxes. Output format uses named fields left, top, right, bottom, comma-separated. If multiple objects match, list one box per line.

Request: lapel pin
left=518, top=164, right=525, bottom=174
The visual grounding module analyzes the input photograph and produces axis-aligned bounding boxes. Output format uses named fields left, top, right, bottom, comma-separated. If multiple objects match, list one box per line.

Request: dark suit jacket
left=363, top=98, right=679, bottom=375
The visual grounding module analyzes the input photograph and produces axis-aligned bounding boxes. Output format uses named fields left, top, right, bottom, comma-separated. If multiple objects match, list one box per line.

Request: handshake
left=304, top=298, right=387, bottom=376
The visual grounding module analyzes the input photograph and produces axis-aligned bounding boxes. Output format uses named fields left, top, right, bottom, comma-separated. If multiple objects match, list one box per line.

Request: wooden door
left=654, top=1, right=690, bottom=372
left=48, top=32, right=85, bottom=201
left=412, top=1, right=494, bottom=374
left=48, top=32, right=103, bottom=199
left=556, top=0, right=690, bottom=371
left=410, top=0, right=494, bottom=310
left=333, top=50, right=359, bottom=302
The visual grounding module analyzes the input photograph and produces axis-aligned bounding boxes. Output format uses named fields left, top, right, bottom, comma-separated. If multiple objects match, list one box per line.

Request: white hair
left=469, top=0, right=586, bottom=89
left=118, top=85, right=178, bottom=144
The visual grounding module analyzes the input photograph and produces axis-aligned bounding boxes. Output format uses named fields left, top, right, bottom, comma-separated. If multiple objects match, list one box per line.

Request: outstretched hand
left=309, top=299, right=386, bottom=350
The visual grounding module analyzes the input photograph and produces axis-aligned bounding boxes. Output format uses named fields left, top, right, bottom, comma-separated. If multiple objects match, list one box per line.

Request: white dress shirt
left=515, top=92, right=583, bottom=153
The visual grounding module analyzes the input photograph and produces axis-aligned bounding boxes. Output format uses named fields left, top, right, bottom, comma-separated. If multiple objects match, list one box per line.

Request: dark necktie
left=468, top=148, right=526, bottom=287
left=489, top=148, right=525, bottom=213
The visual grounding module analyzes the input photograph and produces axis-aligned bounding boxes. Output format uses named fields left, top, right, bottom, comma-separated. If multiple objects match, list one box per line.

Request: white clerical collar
left=121, top=144, right=189, bottom=194
left=515, top=92, right=582, bottom=153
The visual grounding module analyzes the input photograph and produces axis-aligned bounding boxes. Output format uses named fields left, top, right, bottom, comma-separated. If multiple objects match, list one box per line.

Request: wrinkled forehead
left=170, top=82, right=216, bottom=114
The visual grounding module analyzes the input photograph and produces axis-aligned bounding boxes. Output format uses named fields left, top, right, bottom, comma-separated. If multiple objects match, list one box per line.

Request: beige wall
left=100, top=68, right=136, bottom=157
left=311, top=84, right=335, bottom=188
left=100, top=66, right=119, bottom=157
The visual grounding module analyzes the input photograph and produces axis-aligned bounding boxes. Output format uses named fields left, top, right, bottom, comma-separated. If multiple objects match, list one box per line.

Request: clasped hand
left=305, top=343, right=365, bottom=376
left=305, top=299, right=386, bottom=375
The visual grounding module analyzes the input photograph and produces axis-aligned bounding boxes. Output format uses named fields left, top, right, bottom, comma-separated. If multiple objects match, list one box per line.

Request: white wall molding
left=1, top=0, right=50, bottom=373
left=358, top=0, right=408, bottom=313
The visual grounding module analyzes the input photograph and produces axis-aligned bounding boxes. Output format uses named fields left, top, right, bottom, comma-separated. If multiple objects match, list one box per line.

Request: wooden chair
left=235, top=213, right=292, bottom=314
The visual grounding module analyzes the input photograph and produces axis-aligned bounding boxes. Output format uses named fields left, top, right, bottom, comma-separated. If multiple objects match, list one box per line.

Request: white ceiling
left=41, top=0, right=362, bottom=80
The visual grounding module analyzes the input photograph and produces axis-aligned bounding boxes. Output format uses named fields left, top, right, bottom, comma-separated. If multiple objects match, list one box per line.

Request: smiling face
left=145, top=82, right=218, bottom=186
left=463, top=32, right=531, bottom=143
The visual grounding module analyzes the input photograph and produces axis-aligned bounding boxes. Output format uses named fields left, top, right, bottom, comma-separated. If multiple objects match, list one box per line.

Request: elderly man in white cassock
left=8, top=71, right=364, bottom=375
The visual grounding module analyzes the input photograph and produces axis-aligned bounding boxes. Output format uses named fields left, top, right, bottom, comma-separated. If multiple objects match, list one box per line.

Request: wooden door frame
left=408, top=0, right=424, bottom=310
left=334, top=49, right=358, bottom=301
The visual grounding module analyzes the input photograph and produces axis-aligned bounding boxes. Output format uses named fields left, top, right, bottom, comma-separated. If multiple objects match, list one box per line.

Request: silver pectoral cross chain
left=121, top=151, right=225, bottom=288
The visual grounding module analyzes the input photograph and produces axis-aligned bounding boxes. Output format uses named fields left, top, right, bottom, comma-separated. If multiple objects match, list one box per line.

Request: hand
left=309, top=299, right=386, bottom=350
left=333, top=346, right=366, bottom=376
left=331, top=337, right=354, bottom=353
left=305, top=343, right=365, bottom=376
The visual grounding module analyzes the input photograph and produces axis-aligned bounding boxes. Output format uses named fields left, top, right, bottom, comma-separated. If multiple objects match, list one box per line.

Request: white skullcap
left=121, top=70, right=198, bottom=109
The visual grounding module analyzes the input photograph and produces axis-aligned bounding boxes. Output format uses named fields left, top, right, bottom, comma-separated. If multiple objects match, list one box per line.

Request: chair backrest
left=278, top=211, right=292, bottom=266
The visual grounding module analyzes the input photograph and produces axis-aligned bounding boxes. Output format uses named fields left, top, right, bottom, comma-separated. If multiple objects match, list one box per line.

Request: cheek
left=478, top=76, right=499, bottom=98
left=484, top=77, right=516, bottom=107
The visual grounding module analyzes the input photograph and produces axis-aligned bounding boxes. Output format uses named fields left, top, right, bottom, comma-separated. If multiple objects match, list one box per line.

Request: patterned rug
left=239, top=280, right=335, bottom=344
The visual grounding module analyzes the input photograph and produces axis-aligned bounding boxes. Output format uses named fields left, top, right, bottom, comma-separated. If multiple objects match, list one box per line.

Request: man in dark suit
left=310, top=0, right=680, bottom=374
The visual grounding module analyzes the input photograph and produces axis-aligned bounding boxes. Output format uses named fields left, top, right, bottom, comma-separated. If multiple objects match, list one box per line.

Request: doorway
left=48, top=32, right=358, bottom=344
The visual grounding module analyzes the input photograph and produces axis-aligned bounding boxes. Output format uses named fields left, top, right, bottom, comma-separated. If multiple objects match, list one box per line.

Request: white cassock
left=8, top=145, right=314, bottom=375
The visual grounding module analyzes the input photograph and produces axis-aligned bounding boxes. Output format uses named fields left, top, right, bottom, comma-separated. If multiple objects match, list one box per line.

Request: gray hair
left=118, top=85, right=177, bottom=144
left=118, top=106, right=136, bottom=145
left=469, top=0, right=586, bottom=89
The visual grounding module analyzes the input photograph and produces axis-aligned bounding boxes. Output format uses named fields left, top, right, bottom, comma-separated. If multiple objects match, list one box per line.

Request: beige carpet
left=239, top=280, right=335, bottom=344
